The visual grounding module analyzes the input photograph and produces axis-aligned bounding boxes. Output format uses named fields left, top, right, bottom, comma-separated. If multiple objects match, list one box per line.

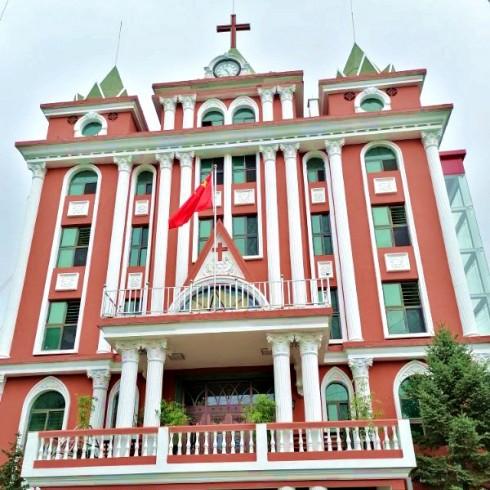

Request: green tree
left=243, top=394, right=276, bottom=423
left=406, top=328, right=490, bottom=489
left=159, top=400, right=189, bottom=426
left=0, top=436, right=27, bottom=490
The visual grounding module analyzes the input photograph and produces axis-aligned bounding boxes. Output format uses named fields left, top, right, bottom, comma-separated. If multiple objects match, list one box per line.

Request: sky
left=0, top=0, right=489, bottom=309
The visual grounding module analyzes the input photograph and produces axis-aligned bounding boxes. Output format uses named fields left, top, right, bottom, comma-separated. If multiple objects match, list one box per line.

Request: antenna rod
left=350, top=0, right=356, bottom=44
left=0, top=0, right=10, bottom=23
left=114, top=20, right=123, bottom=65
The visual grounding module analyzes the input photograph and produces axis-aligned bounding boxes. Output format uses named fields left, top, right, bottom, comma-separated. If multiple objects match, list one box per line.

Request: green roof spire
left=74, top=66, right=127, bottom=101
left=338, top=43, right=394, bottom=78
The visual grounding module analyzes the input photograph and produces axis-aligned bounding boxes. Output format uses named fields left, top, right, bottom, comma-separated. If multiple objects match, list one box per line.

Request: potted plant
left=160, top=400, right=189, bottom=455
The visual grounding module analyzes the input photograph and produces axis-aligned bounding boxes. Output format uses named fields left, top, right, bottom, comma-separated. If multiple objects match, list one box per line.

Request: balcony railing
left=23, top=420, right=416, bottom=488
left=101, top=277, right=331, bottom=318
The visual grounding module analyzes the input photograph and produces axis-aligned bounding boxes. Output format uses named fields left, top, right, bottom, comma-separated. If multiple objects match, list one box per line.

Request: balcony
left=22, top=419, right=416, bottom=488
left=101, top=277, right=331, bottom=319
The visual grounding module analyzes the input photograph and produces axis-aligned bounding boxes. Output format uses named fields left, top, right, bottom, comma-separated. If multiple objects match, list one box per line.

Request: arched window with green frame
left=365, top=146, right=398, bottom=173
left=27, top=391, right=65, bottom=432
left=136, top=171, right=153, bottom=195
left=232, top=107, right=255, bottom=124
left=325, top=382, right=350, bottom=421
left=306, top=158, right=326, bottom=182
left=399, top=378, right=423, bottom=437
left=68, top=170, right=98, bottom=195
left=202, top=110, right=224, bottom=127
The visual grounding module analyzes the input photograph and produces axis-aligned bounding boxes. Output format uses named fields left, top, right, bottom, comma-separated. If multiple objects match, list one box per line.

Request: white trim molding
left=74, top=111, right=108, bottom=138
left=320, top=367, right=355, bottom=421
left=18, top=376, right=70, bottom=442
left=355, top=87, right=391, bottom=113
left=393, top=360, right=428, bottom=419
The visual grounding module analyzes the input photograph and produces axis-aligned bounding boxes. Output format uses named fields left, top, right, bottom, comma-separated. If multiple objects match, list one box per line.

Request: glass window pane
left=233, top=108, right=255, bottom=124
left=82, top=121, right=102, bottom=136
left=361, top=97, right=384, bottom=112
left=327, top=405, right=339, bottom=421
left=311, top=215, right=321, bottom=233
left=366, top=160, right=383, bottom=173
left=407, top=308, right=426, bottom=333
left=393, top=226, right=411, bottom=246
left=28, top=412, right=47, bottom=432
left=313, top=237, right=323, bottom=255
left=383, top=283, right=403, bottom=307
left=43, top=327, right=61, bottom=350
left=60, top=228, right=77, bottom=247
left=131, top=227, right=142, bottom=246
left=202, top=110, right=224, bottom=126
left=129, top=249, right=139, bottom=267
left=139, top=249, right=147, bottom=266
left=60, top=325, right=76, bottom=350
left=330, top=316, right=342, bottom=339
left=326, top=383, right=349, bottom=402
left=136, top=172, right=153, bottom=195
left=68, top=171, right=97, bottom=196
left=57, top=249, right=74, bottom=268
left=386, top=309, right=406, bottom=334
left=46, top=410, right=64, bottom=430
left=247, top=237, right=258, bottom=256
left=233, top=217, right=246, bottom=235
left=234, top=238, right=246, bottom=255
left=375, top=229, right=393, bottom=248
left=34, top=392, right=65, bottom=409
left=372, top=207, right=390, bottom=226
left=73, top=248, right=88, bottom=267
left=48, top=302, right=67, bottom=324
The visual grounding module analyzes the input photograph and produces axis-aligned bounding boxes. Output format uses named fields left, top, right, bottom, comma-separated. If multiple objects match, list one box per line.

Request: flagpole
left=213, top=164, right=217, bottom=300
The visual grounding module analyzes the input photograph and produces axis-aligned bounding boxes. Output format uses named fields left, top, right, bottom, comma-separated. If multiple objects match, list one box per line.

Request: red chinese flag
left=168, top=173, right=213, bottom=229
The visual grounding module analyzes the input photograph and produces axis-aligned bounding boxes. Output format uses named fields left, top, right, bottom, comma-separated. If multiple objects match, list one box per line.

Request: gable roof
left=337, top=43, right=395, bottom=78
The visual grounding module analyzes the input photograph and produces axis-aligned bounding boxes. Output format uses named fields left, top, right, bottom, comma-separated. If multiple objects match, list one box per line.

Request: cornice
left=16, top=106, right=452, bottom=166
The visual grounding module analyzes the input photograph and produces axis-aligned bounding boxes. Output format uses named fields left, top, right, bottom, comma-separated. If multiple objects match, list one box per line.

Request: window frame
left=201, top=157, right=224, bottom=185
left=325, top=382, right=351, bottom=421
left=232, top=154, right=256, bottom=183
left=57, top=226, right=91, bottom=268
left=135, top=171, right=153, bottom=195
left=311, top=213, right=333, bottom=256
left=27, top=391, right=66, bottom=432
left=68, top=170, right=98, bottom=196
left=364, top=147, right=398, bottom=173
left=198, top=217, right=214, bottom=253
left=232, top=214, right=259, bottom=257
left=306, top=158, right=326, bottom=183
left=232, top=107, right=256, bottom=124
left=201, top=110, right=225, bottom=127
left=129, top=226, right=149, bottom=267
left=42, top=300, right=80, bottom=351
left=372, top=205, right=410, bottom=248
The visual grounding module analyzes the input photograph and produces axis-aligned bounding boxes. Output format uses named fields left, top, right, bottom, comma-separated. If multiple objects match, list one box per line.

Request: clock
left=213, top=58, right=241, bottom=78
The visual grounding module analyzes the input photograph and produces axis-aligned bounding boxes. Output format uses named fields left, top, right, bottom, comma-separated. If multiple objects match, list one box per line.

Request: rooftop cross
left=216, top=14, right=250, bottom=49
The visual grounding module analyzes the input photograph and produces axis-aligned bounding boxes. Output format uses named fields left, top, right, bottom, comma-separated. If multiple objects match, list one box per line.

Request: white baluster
left=230, top=430, right=236, bottom=454
left=142, top=434, right=148, bottom=456
left=47, top=438, right=53, bottom=460
left=186, top=432, right=191, bottom=455
left=374, top=427, right=382, bottom=450
left=90, top=436, right=96, bottom=459
left=107, top=436, right=113, bottom=458
left=63, top=437, right=69, bottom=459
left=326, top=428, right=332, bottom=451
left=212, top=431, right=218, bottom=454
left=115, top=435, right=121, bottom=458
left=134, top=434, right=140, bottom=456
left=195, top=431, right=200, bottom=455
left=335, top=428, right=341, bottom=451
left=345, top=427, right=352, bottom=451
left=278, top=429, right=284, bottom=453
left=353, top=427, right=361, bottom=450
left=37, top=438, right=45, bottom=460
left=204, top=431, right=209, bottom=455
left=249, top=429, right=254, bottom=453
left=307, top=429, right=313, bottom=452
left=298, top=429, right=304, bottom=452
left=177, top=432, right=183, bottom=455
left=168, top=433, right=174, bottom=455
left=124, top=434, right=131, bottom=457
left=55, top=438, right=62, bottom=460
left=392, top=425, right=400, bottom=450
left=364, top=427, right=371, bottom=451
left=289, top=429, right=294, bottom=452
left=383, top=425, right=390, bottom=449
left=239, top=430, right=244, bottom=454
left=72, top=436, right=79, bottom=460
left=270, top=429, right=276, bottom=453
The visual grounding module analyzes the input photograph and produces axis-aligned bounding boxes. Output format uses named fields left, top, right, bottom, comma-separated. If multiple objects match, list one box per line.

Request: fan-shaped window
left=307, top=158, right=326, bottom=182
left=233, top=108, right=255, bottom=124
left=136, top=171, right=153, bottom=195
left=325, top=382, right=350, bottom=421
left=202, top=110, right=224, bottom=127
left=399, top=378, right=423, bottom=436
left=180, top=283, right=261, bottom=313
left=68, top=170, right=98, bottom=195
left=360, top=97, right=384, bottom=112
left=27, top=391, right=65, bottom=431
left=365, top=147, right=398, bottom=173
left=81, top=121, right=103, bottom=136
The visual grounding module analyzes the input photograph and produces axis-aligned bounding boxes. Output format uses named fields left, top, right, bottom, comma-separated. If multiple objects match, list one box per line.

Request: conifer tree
left=407, top=328, right=490, bottom=489
left=0, top=436, right=27, bottom=490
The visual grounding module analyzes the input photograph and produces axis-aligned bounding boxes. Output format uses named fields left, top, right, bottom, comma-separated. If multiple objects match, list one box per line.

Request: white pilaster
left=0, top=162, right=46, bottom=357
left=160, top=97, right=177, bottom=131
left=179, top=94, right=196, bottom=129
left=87, top=369, right=111, bottom=428
left=143, top=340, right=167, bottom=427
left=223, top=154, right=233, bottom=235
left=277, top=85, right=296, bottom=120
left=258, top=87, right=276, bottom=122
left=259, top=145, right=282, bottom=305
left=348, top=356, right=373, bottom=416
left=325, top=139, right=363, bottom=341
left=422, top=130, right=477, bottom=336
left=267, top=334, right=294, bottom=422
left=175, top=152, right=194, bottom=287
left=151, top=153, right=174, bottom=312
left=115, top=343, right=140, bottom=428
left=296, top=333, right=323, bottom=422
left=280, top=143, right=306, bottom=304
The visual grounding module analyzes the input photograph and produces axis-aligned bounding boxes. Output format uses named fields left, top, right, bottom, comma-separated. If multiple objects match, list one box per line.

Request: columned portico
left=280, top=143, right=307, bottom=304
left=277, top=85, right=295, bottom=119
left=160, top=97, right=177, bottom=130
left=260, top=144, right=282, bottom=305
left=87, top=369, right=111, bottom=429
left=422, top=130, right=477, bottom=336
left=348, top=356, right=373, bottom=415
left=151, top=153, right=174, bottom=311
left=0, top=162, right=46, bottom=357
left=179, top=94, right=196, bottom=129
left=258, top=87, right=275, bottom=122
left=325, top=139, right=363, bottom=341
left=143, top=340, right=167, bottom=427
left=175, top=151, right=194, bottom=288
left=115, top=342, right=140, bottom=428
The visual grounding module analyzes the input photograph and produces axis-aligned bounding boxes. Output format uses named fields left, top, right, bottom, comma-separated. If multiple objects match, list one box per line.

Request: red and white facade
left=1, top=19, right=489, bottom=490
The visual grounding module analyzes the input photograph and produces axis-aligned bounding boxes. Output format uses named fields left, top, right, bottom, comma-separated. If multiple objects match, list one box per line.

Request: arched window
left=136, top=171, right=153, bottom=195
left=398, top=378, right=423, bottom=437
left=81, top=121, right=103, bottom=136
left=232, top=108, right=255, bottom=124
left=325, top=382, right=350, bottom=421
left=306, top=158, right=326, bottom=182
left=68, top=170, right=98, bottom=195
left=365, top=147, right=398, bottom=173
left=360, top=97, right=384, bottom=112
left=202, top=110, right=224, bottom=127
left=27, top=391, right=65, bottom=432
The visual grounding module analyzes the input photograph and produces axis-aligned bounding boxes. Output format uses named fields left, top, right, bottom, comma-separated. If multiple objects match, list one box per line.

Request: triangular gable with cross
left=185, top=220, right=252, bottom=284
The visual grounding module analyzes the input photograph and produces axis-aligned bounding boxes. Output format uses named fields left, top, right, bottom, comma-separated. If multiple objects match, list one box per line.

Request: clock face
left=213, top=58, right=241, bottom=78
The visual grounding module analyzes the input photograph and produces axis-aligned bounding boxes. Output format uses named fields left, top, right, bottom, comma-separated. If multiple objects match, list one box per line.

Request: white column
left=143, top=340, right=167, bottom=427
left=258, top=87, right=276, bottom=122
left=260, top=145, right=282, bottom=305
left=87, top=369, right=111, bottom=428
left=325, top=139, right=363, bottom=341
left=277, top=85, right=296, bottom=120
left=296, top=333, right=323, bottom=422
left=422, top=130, right=477, bottom=336
left=179, top=94, right=196, bottom=129
left=175, top=152, right=194, bottom=287
left=151, top=153, right=174, bottom=312
left=115, top=343, right=140, bottom=428
left=348, top=356, right=373, bottom=417
left=0, top=162, right=46, bottom=357
left=160, top=97, right=177, bottom=131
left=223, top=154, right=233, bottom=234
left=280, top=143, right=307, bottom=304
left=267, top=334, right=294, bottom=422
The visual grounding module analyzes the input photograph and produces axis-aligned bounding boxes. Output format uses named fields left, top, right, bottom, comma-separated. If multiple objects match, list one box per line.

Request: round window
left=81, top=121, right=103, bottom=136
left=360, top=97, right=384, bottom=112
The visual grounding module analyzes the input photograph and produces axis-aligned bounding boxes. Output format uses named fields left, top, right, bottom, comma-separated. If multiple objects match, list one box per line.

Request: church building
left=0, top=13, right=489, bottom=490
